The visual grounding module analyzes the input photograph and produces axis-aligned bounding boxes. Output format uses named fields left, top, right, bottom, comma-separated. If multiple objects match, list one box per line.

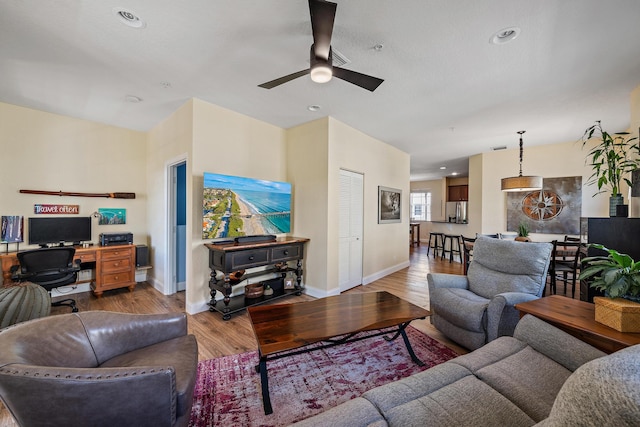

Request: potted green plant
left=580, top=244, right=640, bottom=299
left=580, top=244, right=640, bottom=332
left=581, top=120, right=638, bottom=216
left=515, top=221, right=530, bottom=242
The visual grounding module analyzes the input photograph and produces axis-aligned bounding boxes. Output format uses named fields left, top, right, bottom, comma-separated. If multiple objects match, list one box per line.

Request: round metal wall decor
left=521, top=190, right=564, bottom=221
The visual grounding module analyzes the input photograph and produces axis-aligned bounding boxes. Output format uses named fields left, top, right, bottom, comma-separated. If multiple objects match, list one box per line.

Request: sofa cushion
left=474, top=346, right=571, bottom=422
left=430, top=288, right=489, bottom=332
left=291, top=396, right=387, bottom=427
left=363, top=362, right=472, bottom=413
left=100, top=334, right=198, bottom=418
left=539, top=344, right=640, bottom=426
left=382, top=375, right=535, bottom=427
left=449, top=335, right=527, bottom=372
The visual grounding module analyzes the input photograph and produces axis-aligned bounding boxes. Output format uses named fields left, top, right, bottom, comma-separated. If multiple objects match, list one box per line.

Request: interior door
left=339, top=169, right=364, bottom=292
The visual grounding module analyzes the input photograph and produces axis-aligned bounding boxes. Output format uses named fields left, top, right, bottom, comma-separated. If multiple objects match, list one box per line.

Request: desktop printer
left=99, top=232, right=133, bottom=246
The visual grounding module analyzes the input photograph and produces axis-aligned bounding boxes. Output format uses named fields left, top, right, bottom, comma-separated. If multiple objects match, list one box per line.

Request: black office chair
left=10, top=247, right=81, bottom=312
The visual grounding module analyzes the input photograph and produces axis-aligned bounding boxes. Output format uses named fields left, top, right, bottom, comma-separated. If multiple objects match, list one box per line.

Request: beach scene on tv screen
left=203, top=173, right=291, bottom=239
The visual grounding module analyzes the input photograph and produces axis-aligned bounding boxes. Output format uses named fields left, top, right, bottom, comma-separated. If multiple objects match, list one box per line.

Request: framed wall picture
left=1, top=216, right=24, bottom=243
left=378, top=186, right=402, bottom=224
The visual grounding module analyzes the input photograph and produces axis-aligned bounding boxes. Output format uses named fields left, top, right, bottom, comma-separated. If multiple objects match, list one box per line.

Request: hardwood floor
left=0, top=245, right=472, bottom=425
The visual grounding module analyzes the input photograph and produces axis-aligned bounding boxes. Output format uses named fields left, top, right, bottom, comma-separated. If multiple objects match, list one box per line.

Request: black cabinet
left=205, top=237, right=309, bottom=320
left=580, top=218, right=640, bottom=302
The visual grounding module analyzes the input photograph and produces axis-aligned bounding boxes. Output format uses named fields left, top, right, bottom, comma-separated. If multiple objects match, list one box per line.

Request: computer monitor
left=28, top=217, right=92, bottom=247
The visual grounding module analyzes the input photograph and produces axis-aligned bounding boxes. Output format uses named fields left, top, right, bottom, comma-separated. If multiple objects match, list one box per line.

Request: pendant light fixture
left=501, top=131, right=543, bottom=192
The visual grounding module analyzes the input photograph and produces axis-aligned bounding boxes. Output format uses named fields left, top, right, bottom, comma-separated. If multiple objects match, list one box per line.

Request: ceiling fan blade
left=258, top=69, right=310, bottom=89
left=333, top=67, right=384, bottom=92
left=309, top=0, right=337, bottom=60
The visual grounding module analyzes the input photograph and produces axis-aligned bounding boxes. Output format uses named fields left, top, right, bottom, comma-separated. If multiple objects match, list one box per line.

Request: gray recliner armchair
left=0, top=311, right=198, bottom=427
left=428, top=236, right=552, bottom=350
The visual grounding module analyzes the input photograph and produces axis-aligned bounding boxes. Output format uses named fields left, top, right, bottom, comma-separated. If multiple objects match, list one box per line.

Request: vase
left=609, top=194, right=624, bottom=217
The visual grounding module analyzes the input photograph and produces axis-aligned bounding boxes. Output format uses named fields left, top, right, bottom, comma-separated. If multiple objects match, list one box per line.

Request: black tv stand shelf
left=204, top=236, right=309, bottom=320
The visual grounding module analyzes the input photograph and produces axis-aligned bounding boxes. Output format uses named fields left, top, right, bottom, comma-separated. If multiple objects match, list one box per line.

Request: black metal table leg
left=400, top=327, right=425, bottom=366
left=258, top=355, right=273, bottom=415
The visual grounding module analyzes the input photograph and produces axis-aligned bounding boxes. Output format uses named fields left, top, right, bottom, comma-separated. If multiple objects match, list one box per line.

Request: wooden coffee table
left=515, top=295, right=640, bottom=353
left=247, top=291, right=431, bottom=415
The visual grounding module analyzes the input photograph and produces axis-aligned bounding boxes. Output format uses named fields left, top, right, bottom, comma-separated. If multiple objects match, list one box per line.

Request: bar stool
left=427, top=232, right=444, bottom=258
left=441, top=234, right=462, bottom=263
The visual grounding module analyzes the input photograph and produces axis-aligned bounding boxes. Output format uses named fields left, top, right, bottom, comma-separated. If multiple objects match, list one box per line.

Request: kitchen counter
left=430, top=221, right=468, bottom=225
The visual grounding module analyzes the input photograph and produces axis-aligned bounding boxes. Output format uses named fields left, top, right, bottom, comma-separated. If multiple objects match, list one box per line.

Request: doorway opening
left=167, top=159, right=187, bottom=294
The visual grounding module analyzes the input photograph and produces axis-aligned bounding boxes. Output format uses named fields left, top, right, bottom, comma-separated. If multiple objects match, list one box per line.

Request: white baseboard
left=363, top=260, right=410, bottom=285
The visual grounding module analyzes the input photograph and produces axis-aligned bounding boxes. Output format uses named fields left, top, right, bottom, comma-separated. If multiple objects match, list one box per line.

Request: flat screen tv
left=28, top=217, right=92, bottom=247
left=203, top=172, right=291, bottom=239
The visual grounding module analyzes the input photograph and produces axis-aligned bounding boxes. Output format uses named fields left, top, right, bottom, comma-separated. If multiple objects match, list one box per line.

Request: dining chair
left=549, top=240, right=582, bottom=297
left=460, top=235, right=476, bottom=274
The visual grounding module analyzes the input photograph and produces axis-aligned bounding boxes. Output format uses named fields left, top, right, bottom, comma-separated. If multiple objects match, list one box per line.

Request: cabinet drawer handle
left=284, top=250, right=289, bottom=255
left=248, top=256, right=255, bottom=261
left=114, top=276, right=119, bottom=280
left=114, top=262, right=120, bottom=267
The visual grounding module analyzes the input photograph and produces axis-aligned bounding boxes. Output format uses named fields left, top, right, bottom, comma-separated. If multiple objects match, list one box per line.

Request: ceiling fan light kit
left=258, top=0, right=383, bottom=92
left=310, top=62, right=333, bottom=83
left=501, top=131, right=543, bottom=192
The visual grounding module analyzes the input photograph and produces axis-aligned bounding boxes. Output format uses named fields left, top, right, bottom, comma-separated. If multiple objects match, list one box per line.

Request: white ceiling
left=2, top=0, right=640, bottom=180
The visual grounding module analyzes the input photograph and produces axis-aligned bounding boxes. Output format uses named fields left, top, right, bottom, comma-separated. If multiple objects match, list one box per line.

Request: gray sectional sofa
left=292, top=314, right=640, bottom=426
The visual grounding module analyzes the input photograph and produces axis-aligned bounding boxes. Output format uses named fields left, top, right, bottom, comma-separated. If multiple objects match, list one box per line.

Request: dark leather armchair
left=10, top=247, right=81, bottom=312
left=0, top=311, right=198, bottom=427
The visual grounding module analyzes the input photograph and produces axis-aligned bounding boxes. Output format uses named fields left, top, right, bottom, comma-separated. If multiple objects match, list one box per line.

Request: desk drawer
left=229, top=249, right=269, bottom=269
left=101, top=247, right=133, bottom=260
left=101, top=271, right=133, bottom=286
left=271, top=244, right=302, bottom=262
left=75, top=252, right=96, bottom=263
left=102, top=257, right=132, bottom=273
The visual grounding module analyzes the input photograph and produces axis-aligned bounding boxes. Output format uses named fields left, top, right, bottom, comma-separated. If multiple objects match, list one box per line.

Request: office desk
left=1, top=244, right=136, bottom=297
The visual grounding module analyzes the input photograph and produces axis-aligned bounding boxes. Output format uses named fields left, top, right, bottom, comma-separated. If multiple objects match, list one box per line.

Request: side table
left=515, top=295, right=640, bottom=353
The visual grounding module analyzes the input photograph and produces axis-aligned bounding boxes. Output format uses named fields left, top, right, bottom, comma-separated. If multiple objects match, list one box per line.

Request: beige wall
left=286, top=118, right=330, bottom=297
left=0, top=102, right=147, bottom=248
left=189, top=99, right=287, bottom=312
left=328, top=118, right=411, bottom=290
left=146, top=99, right=193, bottom=298
left=148, top=98, right=289, bottom=313
left=287, top=117, right=411, bottom=297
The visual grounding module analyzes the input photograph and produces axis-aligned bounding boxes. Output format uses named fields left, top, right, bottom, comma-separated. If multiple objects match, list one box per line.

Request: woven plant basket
left=594, top=297, right=640, bottom=333
left=0, top=282, right=51, bottom=328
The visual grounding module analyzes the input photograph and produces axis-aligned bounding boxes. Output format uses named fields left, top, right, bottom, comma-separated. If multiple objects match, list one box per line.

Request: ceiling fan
left=258, top=0, right=384, bottom=92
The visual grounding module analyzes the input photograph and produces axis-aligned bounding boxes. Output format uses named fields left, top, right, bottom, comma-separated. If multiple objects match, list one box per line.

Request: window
left=410, top=191, right=431, bottom=221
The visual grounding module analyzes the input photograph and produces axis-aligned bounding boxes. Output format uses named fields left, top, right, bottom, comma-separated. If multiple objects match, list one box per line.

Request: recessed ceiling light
left=112, top=7, right=146, bottom=29
left=490, top=27, right=520, bottom=44
left=451, top=172, right=458, bottom=176
left=307, top=105, right=321, bottom=112
left=440, top=166, right=447, bottom=170
left=125, top=95, right=143, bottom=103
left=373, top=43, right=384, bottom=51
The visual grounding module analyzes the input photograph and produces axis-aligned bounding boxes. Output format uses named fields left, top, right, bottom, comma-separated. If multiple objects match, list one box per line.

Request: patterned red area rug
left=188, top=326, right=458, bottom=426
